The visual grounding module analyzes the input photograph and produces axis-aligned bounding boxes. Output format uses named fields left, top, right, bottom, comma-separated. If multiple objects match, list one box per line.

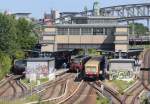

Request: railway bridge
left=41, top=3, right=150, bottom=53
left=60, top=3, right=150, bottom=35
left=129, top=35, right=150, bottom=45
left=61, top=3, right=150, bottom=25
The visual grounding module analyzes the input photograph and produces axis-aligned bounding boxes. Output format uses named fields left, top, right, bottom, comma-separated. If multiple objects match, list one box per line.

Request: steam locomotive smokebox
left=25, top=58, right=55, bottom=80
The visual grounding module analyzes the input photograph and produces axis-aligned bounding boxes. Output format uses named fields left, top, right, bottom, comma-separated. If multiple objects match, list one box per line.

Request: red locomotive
left=70, top=55, right=91, bottom=72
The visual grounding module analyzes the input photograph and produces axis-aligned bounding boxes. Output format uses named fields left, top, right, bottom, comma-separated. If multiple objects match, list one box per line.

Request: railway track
left=142, top=49, right=150, bottom=68
left=93, top=81, right=122, bottom=104
left=56, top=80, right=84, bottom=104
left=60, top=82, right=92, bottom=104
left=32, top=73, right=74, bottom=94
left=141, top=49, right=150, bottom=91
left=122, top=81, right=143, bottom=104
left=16, top=80, right=28, bottom=97
left=41, top=79, right=67, bottom=100
left=119, top=49, right=150, bottom=104
left=141, top=70, right=150, bottom=91
left=26, top=77, right=81, bottom=104
left=0, top=75, right=28, bottom=100
left=130, top=85, right=144, bottom=104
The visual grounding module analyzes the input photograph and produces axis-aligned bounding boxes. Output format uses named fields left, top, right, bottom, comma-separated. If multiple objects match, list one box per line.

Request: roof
left=109, top=59, right=135, bottom=63
left=85, top=57, right=101, bottom=66
left=13, top=13, right=31, bottom=15
left=26, top=57, right=54, bottom=61
left=72, top=16, right=118, bottom=19
left=55, top=24, right=127, bottom=28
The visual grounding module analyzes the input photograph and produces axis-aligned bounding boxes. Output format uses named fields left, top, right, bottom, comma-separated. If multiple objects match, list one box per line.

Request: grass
left=39, top=77, right=49, bottom=83
left=21, top=77, right=49, bottom=88
left=96, top=96, right=109, bottom=104
left=24, top=94, right=56, bottom=104
left=25, top=94, right=41, bottom=103
left=0, top=99, right=25, bottom=104
left=40, top=102, right=55, bottom=104
left=88, top=48, right=101, bottom=57
left=108, top=80, right=135, bottom=94
left=21, top=79, right=36, bottom=88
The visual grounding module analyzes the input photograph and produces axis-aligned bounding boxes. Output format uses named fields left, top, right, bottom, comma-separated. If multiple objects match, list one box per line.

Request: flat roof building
left=25, top=57, right=55, bottom=81
left=109, top=59, right=135, bottom=80
left=40, top=2, right=129, bottom=53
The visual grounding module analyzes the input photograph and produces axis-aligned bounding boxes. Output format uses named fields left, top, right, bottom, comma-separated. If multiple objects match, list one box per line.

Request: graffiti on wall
left=110, top=70, right=133, bottom=80
left=27, top=62, right=49, bottom=76
left=36, top=64, right=48, bottom=75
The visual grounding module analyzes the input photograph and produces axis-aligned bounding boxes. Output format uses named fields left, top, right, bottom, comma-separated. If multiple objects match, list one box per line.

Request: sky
left=0, top=0, right=150, bottom=19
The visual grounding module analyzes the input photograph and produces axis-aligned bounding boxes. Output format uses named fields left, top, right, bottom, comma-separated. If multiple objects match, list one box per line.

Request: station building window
left=75, top=19, right=87, bottom=24
left=105, top=28, right=115, bottom=35
left=69, top=28, right=80, bottom=35
left=58, top=28, right=68, bottom=35
left=81, top=28, right=92, bottom=35
left=93, top=28, right=103, bottom=35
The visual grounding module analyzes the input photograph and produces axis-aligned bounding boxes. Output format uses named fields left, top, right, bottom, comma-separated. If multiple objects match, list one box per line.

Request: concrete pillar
left=132, top=20, right=135, bottom=35
left=148, top=70, right=150, bottom=83
left=147, top=19, right=150, bottom=46
left=68, top=28, right=69, bottom=49
left=127, top=20, right=130, bottom=37
left=147, top=19, right=150, bottom=32
left=80, top=28, right=82, bottom=48
left=91, top=28, right=93, bottom=35
left=79, top=28, right=82, bottom=35
left=103, top=28, right=105, bottom=35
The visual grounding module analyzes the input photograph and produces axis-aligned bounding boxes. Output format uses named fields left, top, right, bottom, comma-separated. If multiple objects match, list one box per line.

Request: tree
left=129, top=23, right=149, bottom=35
left=0, top=13, right=18, bottom=56
left=16, top=18, right=38, bottom=50
left=0, top=14, right=38, bottom=78
left=0, top=51, right=11, bottom=80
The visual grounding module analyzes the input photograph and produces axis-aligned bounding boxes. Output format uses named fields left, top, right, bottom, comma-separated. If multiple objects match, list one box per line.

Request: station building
left=40, top=16, right=128, bottom=53
left=40, top=2, right=129, bottom=53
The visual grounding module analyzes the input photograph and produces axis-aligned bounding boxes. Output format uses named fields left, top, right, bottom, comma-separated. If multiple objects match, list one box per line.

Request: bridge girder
left=59, top=3, right=150, bottom=22
left=101, top=3, right=150, bottom=21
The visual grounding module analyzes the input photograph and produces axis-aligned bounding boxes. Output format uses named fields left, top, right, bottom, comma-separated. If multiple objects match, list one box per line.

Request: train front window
left=73, top=59, right=80, bottom=64
left=86, top=66, right=97, bottom=73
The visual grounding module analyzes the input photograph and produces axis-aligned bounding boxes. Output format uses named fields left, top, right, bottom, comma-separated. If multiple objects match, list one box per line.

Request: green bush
left=0, top=52, right=12, bottom=80
left=14, top=50, right=25, bottom=59
left=96, top=96, right=109, bottom=104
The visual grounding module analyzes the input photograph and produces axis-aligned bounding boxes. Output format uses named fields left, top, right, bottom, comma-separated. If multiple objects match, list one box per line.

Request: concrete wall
left=115, top=27, right=128, bottom=52
left=55, top=35, right=114, bottom=44
left=109, top=61, right=135, bottom=80
left=44, top=28, right=56, bottom=32
left=41, top=34, right=115, bottom=52
left=115, top=44, right=128, bottom=52
left=41, top=27, right=128, bottom=52
left=116, top=28, right=128, bottom=33
left=115, top=36, right=128, bottom=41
left=26, top=59, right=55, bottom=80
left=41, top=44, right=54, bottom=52
left=55, top=35, right=68, bottom=43
left=43, top=36, right=55, bottom=40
